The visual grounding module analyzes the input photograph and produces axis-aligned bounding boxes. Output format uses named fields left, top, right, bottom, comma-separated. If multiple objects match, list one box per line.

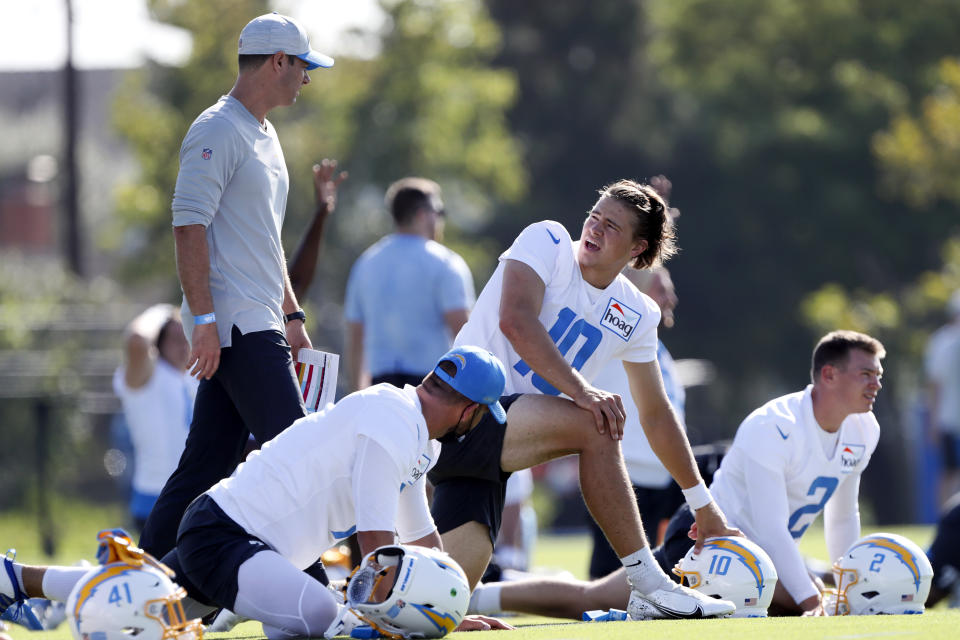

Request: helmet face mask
left=673, top=536, right=778, bottom=618
left=826, top=533, right=932, bottom=615
left=346, top=545, right=469, bottom=639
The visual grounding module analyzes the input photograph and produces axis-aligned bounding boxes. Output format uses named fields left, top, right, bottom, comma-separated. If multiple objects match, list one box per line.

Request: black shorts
left=428, top=394, right=523, bottom=545
left=653, top=503, right=696, bottom=579
left=168, top=494, right=272, bottom=609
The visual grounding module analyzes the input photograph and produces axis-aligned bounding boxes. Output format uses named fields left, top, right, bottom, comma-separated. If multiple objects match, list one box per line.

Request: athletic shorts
left=428, top=393, right=523, bottom=545
left=652, top=503, right=696, bottom=578
left=168, top=494, right=273, bottom=609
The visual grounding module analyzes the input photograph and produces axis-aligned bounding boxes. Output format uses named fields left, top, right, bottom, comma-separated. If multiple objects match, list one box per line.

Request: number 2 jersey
left=454, top=220, right=661, bottom=395
left=710, top=385, right=880, bottom=604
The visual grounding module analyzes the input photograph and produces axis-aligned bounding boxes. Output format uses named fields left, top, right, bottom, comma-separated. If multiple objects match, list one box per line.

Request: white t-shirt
left=172, top=95, right=290, bottom=347
left=112, top=360, right=195, bottom=495
left=455, top=221, right=660, bottom=395
left=207, top=384, right=439, bottom=569
left=710, top=385, right=880, bottom=603
left=924, top=323, right=960, bottom=432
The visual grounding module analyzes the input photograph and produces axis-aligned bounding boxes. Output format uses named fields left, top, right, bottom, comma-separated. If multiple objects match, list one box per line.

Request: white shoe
left=627, top=581, right=735, bottom=620
left=323, top=604, right=363, bottom=638
left=205, top=609, right=248, bottom=632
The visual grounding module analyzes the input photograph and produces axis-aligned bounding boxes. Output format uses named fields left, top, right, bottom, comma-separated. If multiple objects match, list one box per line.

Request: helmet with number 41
left=66, top=529, right=202, bottom=640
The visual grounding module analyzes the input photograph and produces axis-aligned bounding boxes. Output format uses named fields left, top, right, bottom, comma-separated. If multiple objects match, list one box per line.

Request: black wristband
left=285, top=310, right=306, bottom=324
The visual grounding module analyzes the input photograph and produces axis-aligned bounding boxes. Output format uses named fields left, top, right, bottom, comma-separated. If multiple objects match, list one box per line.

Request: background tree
left=99, top=0, right=960, bottom=523
left=108, top=0, right=524, bottom=315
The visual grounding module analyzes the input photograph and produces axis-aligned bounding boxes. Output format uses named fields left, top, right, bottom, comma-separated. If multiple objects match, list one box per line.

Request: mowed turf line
left=207, top=609, right=960, bottom=640
left=2, top=513, right=952, bottom=639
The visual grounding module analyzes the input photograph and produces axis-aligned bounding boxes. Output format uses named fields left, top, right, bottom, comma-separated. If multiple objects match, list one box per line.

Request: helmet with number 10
left=673, top=536, right=778, bottom=618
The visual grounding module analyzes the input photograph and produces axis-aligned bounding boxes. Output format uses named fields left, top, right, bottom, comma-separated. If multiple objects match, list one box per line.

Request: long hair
left=599, top=180, right=678, bottom=269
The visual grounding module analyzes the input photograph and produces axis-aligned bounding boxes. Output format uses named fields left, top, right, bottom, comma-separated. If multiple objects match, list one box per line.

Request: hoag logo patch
left=839, top=443, right=865, bottom=471
left=600, top=298, right=641, bottom=342
left=409, top=453, right=431, bottom=483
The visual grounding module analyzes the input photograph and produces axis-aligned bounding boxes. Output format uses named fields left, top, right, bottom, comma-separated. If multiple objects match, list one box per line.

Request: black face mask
left=437, top=430, right=466, bottom=445
left=437, top=406, right=481, bottom=444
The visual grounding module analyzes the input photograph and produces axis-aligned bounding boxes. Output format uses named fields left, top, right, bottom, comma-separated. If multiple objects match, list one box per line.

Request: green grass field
left=1, top=501, right=956, bottom=639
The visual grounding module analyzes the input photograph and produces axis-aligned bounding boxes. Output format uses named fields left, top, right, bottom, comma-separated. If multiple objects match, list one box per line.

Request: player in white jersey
left=429, top=179, right=739, bottom=620
left=1, top=347, right=512, bottom=638
left=467, top=330, right=884, bottom=619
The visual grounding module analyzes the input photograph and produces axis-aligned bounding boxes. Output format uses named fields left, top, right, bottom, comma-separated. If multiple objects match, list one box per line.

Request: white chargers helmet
left=66, top=530, right=202, bottom=640
left=344, top=545, right=469, bottom=638
left=826, top=532, right=933, bottom=615
left=673, top=536, right=778, bottom=618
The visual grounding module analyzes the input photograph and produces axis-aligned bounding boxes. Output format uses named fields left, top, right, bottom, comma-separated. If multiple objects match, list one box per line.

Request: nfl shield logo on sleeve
left=600, top=297, right=641, bottom=342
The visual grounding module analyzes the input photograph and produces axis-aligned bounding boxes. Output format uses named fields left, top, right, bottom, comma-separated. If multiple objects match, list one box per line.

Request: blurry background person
left=112, top=304, right=195, bottom=531
left=287, top=159, right=348, bottom=301
left=924, top=290, right=960, bottom=508
left=586, top=265, right=684, bottom=579
left=345, top=177, right=475, bottom=391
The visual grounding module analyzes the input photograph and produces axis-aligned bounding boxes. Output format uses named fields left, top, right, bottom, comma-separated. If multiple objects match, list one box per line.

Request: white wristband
left=682, top=481, right=713, bottom=510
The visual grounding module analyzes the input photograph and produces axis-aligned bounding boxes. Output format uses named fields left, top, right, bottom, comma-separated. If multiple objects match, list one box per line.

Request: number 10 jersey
left=454, top=220, right=661, bottom=396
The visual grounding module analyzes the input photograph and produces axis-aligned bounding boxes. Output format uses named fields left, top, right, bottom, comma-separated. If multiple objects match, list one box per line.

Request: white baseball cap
left=238, top=12, right=334, bottom=70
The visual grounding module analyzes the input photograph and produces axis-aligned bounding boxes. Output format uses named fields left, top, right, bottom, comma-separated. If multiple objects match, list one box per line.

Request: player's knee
left=578, top=427, right=621, bottom=456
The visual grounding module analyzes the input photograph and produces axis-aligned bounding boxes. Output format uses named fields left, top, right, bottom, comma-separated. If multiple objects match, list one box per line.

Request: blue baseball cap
left=434, top=346, right=507, bottom=423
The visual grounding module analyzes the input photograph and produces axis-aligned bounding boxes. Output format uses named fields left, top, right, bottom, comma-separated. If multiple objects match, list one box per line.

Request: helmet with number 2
left=66, top=529, right=202, bottom=640
left=827, top=532, right=932, bottom=615
left=673, top=536, right=778, bottom=618
left=345, top=545, right=469, bottom=639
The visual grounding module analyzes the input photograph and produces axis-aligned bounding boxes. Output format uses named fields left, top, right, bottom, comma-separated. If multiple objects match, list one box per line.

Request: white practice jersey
left=455, top=221, right=660, bottom=395
left=207, top=384, right=439, bottom=569
left=112, top=360, right=196, bottom=495
left=710, top=385, right=880, bottom=601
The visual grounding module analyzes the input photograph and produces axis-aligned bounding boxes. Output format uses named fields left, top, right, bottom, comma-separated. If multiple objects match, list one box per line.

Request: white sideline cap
left=238, top=12, right=334, bottom=70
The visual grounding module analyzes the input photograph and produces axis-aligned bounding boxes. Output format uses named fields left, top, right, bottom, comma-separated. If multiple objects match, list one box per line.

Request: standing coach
left=139, top=12, right=334, bottom=558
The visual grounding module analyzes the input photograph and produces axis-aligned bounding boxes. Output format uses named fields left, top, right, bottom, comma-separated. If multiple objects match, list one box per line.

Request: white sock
left=40, top=567, right=91, bottom=602
left=468, top=583, right=502, bottom=615
left=620, top=547, right=668, bottom=594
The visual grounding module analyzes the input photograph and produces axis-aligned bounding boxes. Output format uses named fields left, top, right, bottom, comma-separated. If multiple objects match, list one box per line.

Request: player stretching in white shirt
left=429, top=180, right=739, bottom=620
left=0, top=347, right=512, bottom=638
left=468, top=330, right=884, bottom=618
